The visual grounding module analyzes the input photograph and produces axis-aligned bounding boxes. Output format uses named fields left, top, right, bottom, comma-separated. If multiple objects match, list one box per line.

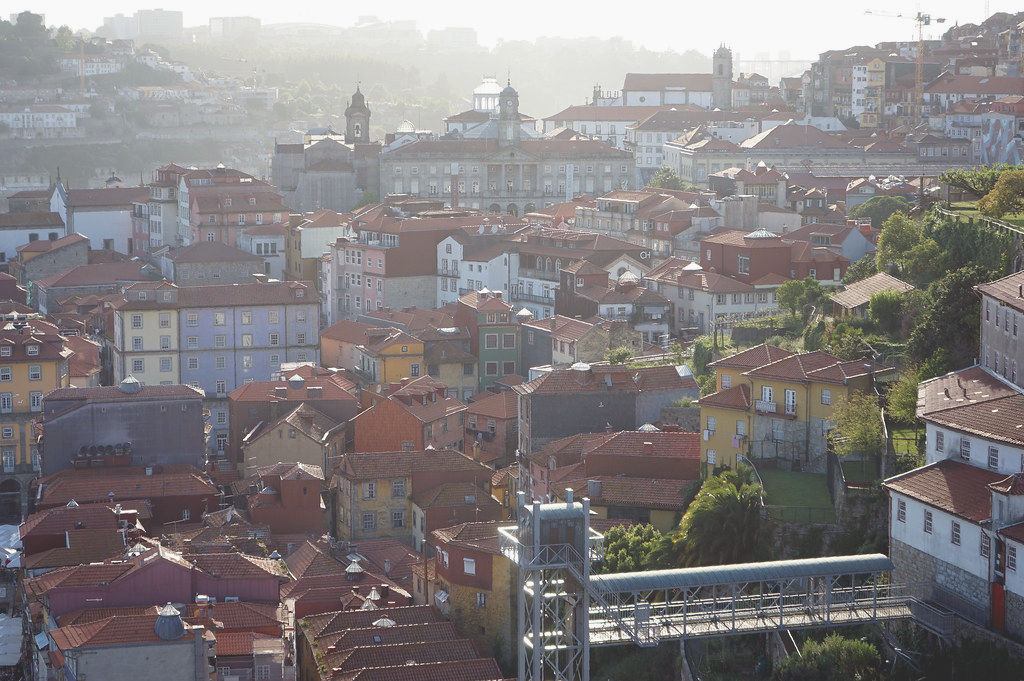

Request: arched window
left=353, top=123, right=362, bottom=137
left=545, top=257, right=552, bottom=272
left=554, top=259, right=562, bottom=272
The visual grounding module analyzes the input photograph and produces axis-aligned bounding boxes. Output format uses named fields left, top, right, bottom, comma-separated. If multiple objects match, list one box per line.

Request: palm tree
left=675, top=468, right=765, bottom=567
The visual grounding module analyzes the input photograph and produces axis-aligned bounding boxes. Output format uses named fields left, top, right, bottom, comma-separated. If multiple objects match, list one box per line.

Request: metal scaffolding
left=501, top=491, right=914, bottom=681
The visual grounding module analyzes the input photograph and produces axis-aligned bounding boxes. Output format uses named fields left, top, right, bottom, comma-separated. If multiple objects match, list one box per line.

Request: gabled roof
left=165, top=240, right=261, bottom=264
left=258, top=460, right=325, bottom=481
left=0, top=211, right=65, bottom=229
left=708, top=344, right=794, bottom=372
left=514, top=364, right=698, bottom=395
left=830, top=272, right=914, bottom=310
left=742, top=349, right=878, bottom=385
left=883, top=459, right=1003, bottom=523
left=696, top=384, right=751, bottom=411
left=431, top=520, right=504, bottom=554
left=412, top=482, right=498, bottom=510
left=917, top=366, right=1024, bottom=446
left=35, top=465, right=217, bottom=508
left=740, top=123, right=851, bottom=150
left=975, top=270, right=1024, bottom=314
left=65, top=187, right=149, bottom=209
left=35, top=262, right=150, bottom=289
left=20, top=503, right=119, bottom=538
left=465, top=390, right=518, bottom=420
left=337, top=449, right=491, bottom=482
left=321, top=320, right=375, bottom=345
left=50, top=613, right=195, bottom=651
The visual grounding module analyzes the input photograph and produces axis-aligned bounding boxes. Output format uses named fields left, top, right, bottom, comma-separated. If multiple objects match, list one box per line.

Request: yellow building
left=860, top=58, right=886, bottom=129
left=333, top=448, right=492, bottom=542
left=427, top=521, right=515, bottom=667
left=0, top=318, right=72, bottom=518
left=354, top=328, right=425, bottom=386
left=425, top=341, right=478, bottom=401
left=111, top=281, right=180, bottom=386
left=696, top=344, right=890, bottom=476
left=241, top=403, right=345, bottom=476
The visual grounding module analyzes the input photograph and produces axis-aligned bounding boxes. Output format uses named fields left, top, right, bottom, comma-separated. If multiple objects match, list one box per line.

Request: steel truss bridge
left=500, top=492, right=918, bottom=681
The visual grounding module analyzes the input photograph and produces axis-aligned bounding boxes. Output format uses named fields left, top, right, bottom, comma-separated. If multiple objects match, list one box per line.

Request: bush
left=772, top=634, right=882, bottom=681
left=868, top=289, right=903, bottom=334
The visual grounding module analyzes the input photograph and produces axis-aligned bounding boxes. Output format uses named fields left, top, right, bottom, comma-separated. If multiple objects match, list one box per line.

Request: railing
left=512, top=291, right=555, bottom=305
left=755, top=400, right=777, bottom=414
left=933, top=204, right=1024, bottom=238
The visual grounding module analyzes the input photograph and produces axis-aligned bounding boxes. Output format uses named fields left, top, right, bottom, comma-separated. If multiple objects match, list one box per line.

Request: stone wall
left=890, top=538, right=990, bottom=618
left=660, top=406, right=700, bottom=432
left=1004, top=589, right=1024, bottom=641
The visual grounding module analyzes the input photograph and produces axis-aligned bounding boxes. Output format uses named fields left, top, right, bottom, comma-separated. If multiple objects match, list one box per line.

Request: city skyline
left=20, top=0, right=1005, bottom=59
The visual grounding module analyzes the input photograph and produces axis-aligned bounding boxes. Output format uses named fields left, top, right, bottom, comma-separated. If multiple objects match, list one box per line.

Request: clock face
left=506, top=100, right=513, bottom=107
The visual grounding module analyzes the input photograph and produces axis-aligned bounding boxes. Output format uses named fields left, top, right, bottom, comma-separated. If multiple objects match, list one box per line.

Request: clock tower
left=497, top=81, right=521, bottom=148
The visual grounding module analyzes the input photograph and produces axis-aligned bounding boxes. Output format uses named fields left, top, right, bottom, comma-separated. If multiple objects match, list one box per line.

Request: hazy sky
left=22, top=0, right=1009, bottom=58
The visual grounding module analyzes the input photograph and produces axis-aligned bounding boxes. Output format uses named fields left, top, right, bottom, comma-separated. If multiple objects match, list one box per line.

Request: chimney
left=383, top=559, right=392, bottom=576
left=565, top=488, right=573, bottom=506
left=587, top=479, right=601, bottom=498
left=605, top=422, right=613, bottom=433
left=642, top=441, right=654, bottom=454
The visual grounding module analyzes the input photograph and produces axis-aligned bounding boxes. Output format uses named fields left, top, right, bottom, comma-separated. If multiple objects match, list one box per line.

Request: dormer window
left=26, top=345, right=38, bottom=356
left=249, top=197, right=256, bottom=206
left=0, top=348, right=10, bottom=357
left=138, top=291, right=148, bottom=300
left=224, top=198, right=232, bottom=208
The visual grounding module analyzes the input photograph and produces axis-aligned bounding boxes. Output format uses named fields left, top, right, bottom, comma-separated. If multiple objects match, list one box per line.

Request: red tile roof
left=544, top=104, right=668, bottom=121
left=174, top=281, right=315, bottom=307
left=321, top=320, right=376, bottom=344
left=465, top=390, right=518, bottom=420
left=917, top=367, right=1024, bottom=446
left=165, top=241, right=261, bottom=263
left=21, top=529, right=127, bottom=569
left=514, top=364, right=698, bottom=395
left=696, top=384, right=751, bottom=411
left=228, top=371, right=356, bottom=403
left=975, top=270, right=1024, bottom=314
left=215, top=631, right=277, bottom=657
left=740, top=123, right=851, bottom=150
left=341, top=658, right=502, bottom=681
left=327, top=639, right=478, bottom=675
left=337, top=449, right=491, bottom=482
left=0, top=211, right=64, bottom=229
left=50, top=613, right=196, bottom=651
left=20, top=503, right=119, bottom=538
left=412, top=482, right=498, bottom=510
left=45, top=383, right=202, bottom=402
left=35, top=465, right=217, bottom=508
left=303, top=605, right=438, bottom=639
left=66, top=187, right=149, bottom=208
left=35, top=262, right=150, bottom=289
left=884, top=459, right=1003, bottom=523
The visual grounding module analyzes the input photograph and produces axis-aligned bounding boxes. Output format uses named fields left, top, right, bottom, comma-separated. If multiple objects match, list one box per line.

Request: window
left=988, top=446, right=1000, bottom=470
left=1, top=428, right=11, bottom=440
left=131, top=314, right=143, bottom=329
left=241, top=334, right=253, bottom=347
left=213, top=312, right=226, bottom=326
left=706, top=416, right=716, bottom=433
left=1, top=448, right=13, bottom=473
left=297, top=332, right=307, bottom=345
left=296, top=310, right=307, bottom=323
left=214, top=334, right=226, bottom=348
left=392, top=478, right=406, bottom=498
left=896, top=499, right=906, bottom=523
left=159, top=335, right=171, bottom=350
left=186, top=313, right=198, bottom=327
left=761, top=386, right=773, bottom=403
left=736, top=420, right=746, bottom=437
left=186, top=336, right=198, bottom=349
left=131, top=336, right=143, bottom=351
left=923, top=510, right=933, bottom=534
left=160, top=357, right=172, bottom=372
left=503, top=333, right=516, bottom=349
left=960, top=438, right=971, bottom=461
left=0, top=368, right=9, bottom=383
left=936, top=431, right=944, bottom=453
left=485, top=334, right=498, bottom=349
left=362, top=482, right=377, bottom=499
left=215, top=355, right=226, bottom=370
left=410, top=363, right=420, bottom=377
left=706, top=449, right=716, bottom=465
left=737, top=254, right=750, bottom=275
left=951, top=521, right=961, bottom=546
left=1010, top=546, right=1018, bottom=572
left=784, top=389, right=796, bottom=415
left=0, top=348, right=8, bottom=358
left=182, top=508, right=191, bottom=521
left=392, top=510, right=405, bottom=528
left=0, top=394, right=10, bottom=415
left=485, top=361, right=498, bottom=376
left=242, top=355, right=253, bottom=369
left=269, top=354, right=280, bottom=366
left=255, top=666, right=271, bottom=681
left=721, top=374, right=731, bottom=389
left=463, top=557, right=476, bottom=575
left=821, top=389, right=831, bottom=405
left=187, top=357, right=199, bottom=370
left=241, top=311, right=253, bottom=325
left=159, top=313, right=170, bottom=328
left=132, top=358, right=144, bottom=373
left=503, top=361, right=516, bottom=375
left=268, top=310, right=279, bottom=324
left=982, top=532, right=991, bottom=558
left=362, top=512, right=377, bottom=531
left=30, top=391, right=41, bottom=412
left=216, top=379, right=226, bottom=394
left=477, top=592, right=487, bottom=608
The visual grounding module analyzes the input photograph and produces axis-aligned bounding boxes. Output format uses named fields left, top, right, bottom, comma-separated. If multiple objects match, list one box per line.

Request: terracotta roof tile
left=0, top=211, right=64, bottom=229
left=465, top=390, right=518, bottom=420
left=215, top=631, right=277, bottom=657
left=66, top=187, right=149, bottom=208
left=326, top=639, right=477, bottom=675
left=514, top=364, right=697, bottom=395
left=412, top=482, right=498, bottom=509
left=341, top=658, right=502, bottom=681
left=35, top=262, right=150, bottom=289
left=50, top=613, right=195, bottom=651
left=883, top=459, right=1003, bottom=523
left=696, top=384, right=751, bottom=411
left=917, top=367, right=1024, bottom=446
left=35, top=465, right=217, bottom=508
left=338, top=449, right=491, bottom=482
left=165, top=241, right=261, bottom=264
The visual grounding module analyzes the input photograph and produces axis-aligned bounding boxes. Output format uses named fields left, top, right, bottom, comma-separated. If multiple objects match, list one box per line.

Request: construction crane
left=865, top=10, right=946, bottom=125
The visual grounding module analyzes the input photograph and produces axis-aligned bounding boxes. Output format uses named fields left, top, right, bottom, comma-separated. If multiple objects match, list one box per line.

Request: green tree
left=354, top=191, right=379, bottom=209
left=772, top=634, right=882, bottom=681
left=606, top=346, right=633, bottom=364
left=676, top=469, right=764, bottom=567
left=907, top=265, right=989, bottom=368
left=978, top=168, right=1024, bottom=218
left=887, top=369, right=921, bottom=425
left=902, top=237, right=948, bottom=286
left=776, top=279, right=805, bottom=316
left=842, top=255, right=878, bottom=284
left=939, top=164, right=1014, bottom=199
left=849, top=195, right=911, bottom=229
left=875, top=212, right=922, bottom=272
left=691, top=336, right=713, bottom=376
left=646, top=166, right=686, bottom=191
left=596, top=524, right=677, bottom=573
left=828, top=392, right=884, bottom=461
left=868, top=289, right=903, bottom=334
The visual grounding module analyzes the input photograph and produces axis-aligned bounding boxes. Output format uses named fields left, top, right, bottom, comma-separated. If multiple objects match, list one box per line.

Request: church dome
left=618, top=270, right=640, bottom=285
left=473, top=77, right=502, bottom=96
left=397, top=120, right=415, bottom=133
left=500, top=83, right=518, bottom=98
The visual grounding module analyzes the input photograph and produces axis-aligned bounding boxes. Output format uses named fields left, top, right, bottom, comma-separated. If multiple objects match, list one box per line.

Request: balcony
left=512, top=290, right=555, bottom=305
left=518, top=267, right=559, bottom=282
left=755, top=400, right=777, bottom=414
left=437, top=265, right=460, bottom=277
